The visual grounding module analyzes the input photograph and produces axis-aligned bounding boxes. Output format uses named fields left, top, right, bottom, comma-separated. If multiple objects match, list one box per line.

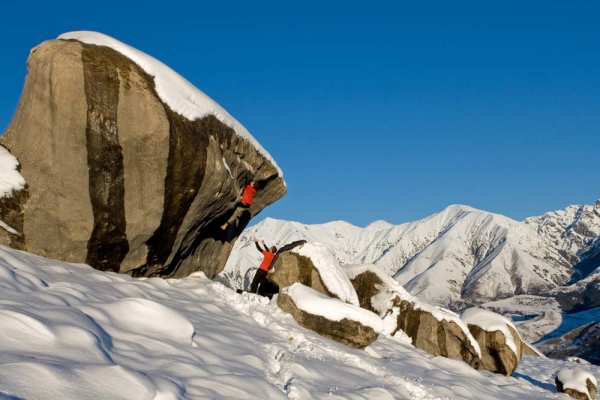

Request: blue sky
left=1, top=1, right=599, bottom=226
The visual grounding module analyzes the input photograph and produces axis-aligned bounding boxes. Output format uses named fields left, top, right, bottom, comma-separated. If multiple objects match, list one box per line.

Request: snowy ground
left=0, top=246, right=597, bottom=399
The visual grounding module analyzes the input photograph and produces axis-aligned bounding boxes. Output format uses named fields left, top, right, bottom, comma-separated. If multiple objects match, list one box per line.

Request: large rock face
left=1, top=36, right=285, bottom=278
left=345, top=265, right=481, bottom=369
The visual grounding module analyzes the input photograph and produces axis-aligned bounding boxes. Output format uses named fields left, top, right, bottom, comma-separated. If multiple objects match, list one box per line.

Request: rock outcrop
left=345, top=264, right=482, bottom=369
left=555, top=368, right=597, bottom=400
left=462, top=308, right=523, bottom=376
left=0, top=33, right=285, bottom=278
left=278, top=283, right=381, bottom=349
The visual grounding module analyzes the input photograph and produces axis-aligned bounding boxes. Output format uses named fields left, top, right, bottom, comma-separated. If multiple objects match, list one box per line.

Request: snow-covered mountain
left=222, top=201, right=600, bottom=308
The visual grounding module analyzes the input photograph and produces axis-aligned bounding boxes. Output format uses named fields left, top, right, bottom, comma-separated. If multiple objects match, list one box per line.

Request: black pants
left=250, top=269, right=269, bottom=294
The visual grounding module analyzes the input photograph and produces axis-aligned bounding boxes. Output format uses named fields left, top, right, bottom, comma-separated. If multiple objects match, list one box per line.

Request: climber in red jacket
left=221, top=181, right=258, bottom=230
left=250, top=237, right=277, bottom=294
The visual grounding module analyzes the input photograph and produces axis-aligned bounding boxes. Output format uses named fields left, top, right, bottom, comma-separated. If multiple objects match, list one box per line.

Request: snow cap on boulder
left=555, top=368, right=597, bottom=400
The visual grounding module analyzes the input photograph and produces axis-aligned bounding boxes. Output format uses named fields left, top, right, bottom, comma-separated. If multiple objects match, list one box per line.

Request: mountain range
left=222, top=200, right=600, bottom=311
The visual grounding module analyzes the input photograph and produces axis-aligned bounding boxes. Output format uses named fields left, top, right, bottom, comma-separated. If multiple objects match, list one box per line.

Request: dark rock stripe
left=82, top=46, right=129, bottom=272
left=142, top=109, right=209, bottom=272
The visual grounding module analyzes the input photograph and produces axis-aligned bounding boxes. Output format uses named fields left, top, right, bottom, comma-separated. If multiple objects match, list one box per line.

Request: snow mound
left=283, top=283, right=383, bottom=332
left=292, top=242, right=359, bottom=306
left=556, top=367, right=597, bottom=398
left=462, top=307, right=520, bottom=355
left=80, top=298, right=196, bottom=346
left=0, top=145, right=26, bottom=197
left=57, top=31, right=282, bottom=178
left=0, top=307, right=113, bottom=364
left=0, top=362, right=159, bottom=400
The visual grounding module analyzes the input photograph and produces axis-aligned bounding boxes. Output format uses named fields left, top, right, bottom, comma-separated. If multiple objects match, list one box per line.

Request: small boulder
left=521, top=340, right=543, bottom=357
left=555, top=368, right=597, bottom=400
left=278, top=283, right=382, bottom=349
left=345, top=264, right=481, bottom=369
left=461, top=307, right=523, bottom=375
left=269, top=242, right=359, bottom=305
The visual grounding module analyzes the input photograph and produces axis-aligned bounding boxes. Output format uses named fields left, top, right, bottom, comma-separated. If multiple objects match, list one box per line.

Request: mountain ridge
left=223, top=200, right=600, bottom=309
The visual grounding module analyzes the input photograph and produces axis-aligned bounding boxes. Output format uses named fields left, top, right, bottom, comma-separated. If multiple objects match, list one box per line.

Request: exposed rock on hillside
left=539, top=322, right=600, bottom=365
left=1, top=33, right=285, bottom=278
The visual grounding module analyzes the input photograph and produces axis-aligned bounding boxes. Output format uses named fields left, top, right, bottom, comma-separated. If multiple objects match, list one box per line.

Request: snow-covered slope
left=223, top=201, right=600, bottom=307
left=0, top=245, right=596, bottom=399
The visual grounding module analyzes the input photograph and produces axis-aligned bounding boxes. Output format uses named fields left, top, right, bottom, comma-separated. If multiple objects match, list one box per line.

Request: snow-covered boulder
left=0, top=32, right=285, bottom=278
left=461, top=307, right=523, bottom=375
left=345, top=264, right=481, bottom=369
left=269, top=242, right=359, bottom=305
left=0, top=146, right=27, bottom=250
left=278, top=283, right=382, bottom=349
left=555, top=368, right=597, bottom=400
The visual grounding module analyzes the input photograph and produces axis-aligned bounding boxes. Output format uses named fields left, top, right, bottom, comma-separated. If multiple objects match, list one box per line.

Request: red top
left=240, top=184, right=257, bottom=205
left=258, top=250, right=275, bottom=271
